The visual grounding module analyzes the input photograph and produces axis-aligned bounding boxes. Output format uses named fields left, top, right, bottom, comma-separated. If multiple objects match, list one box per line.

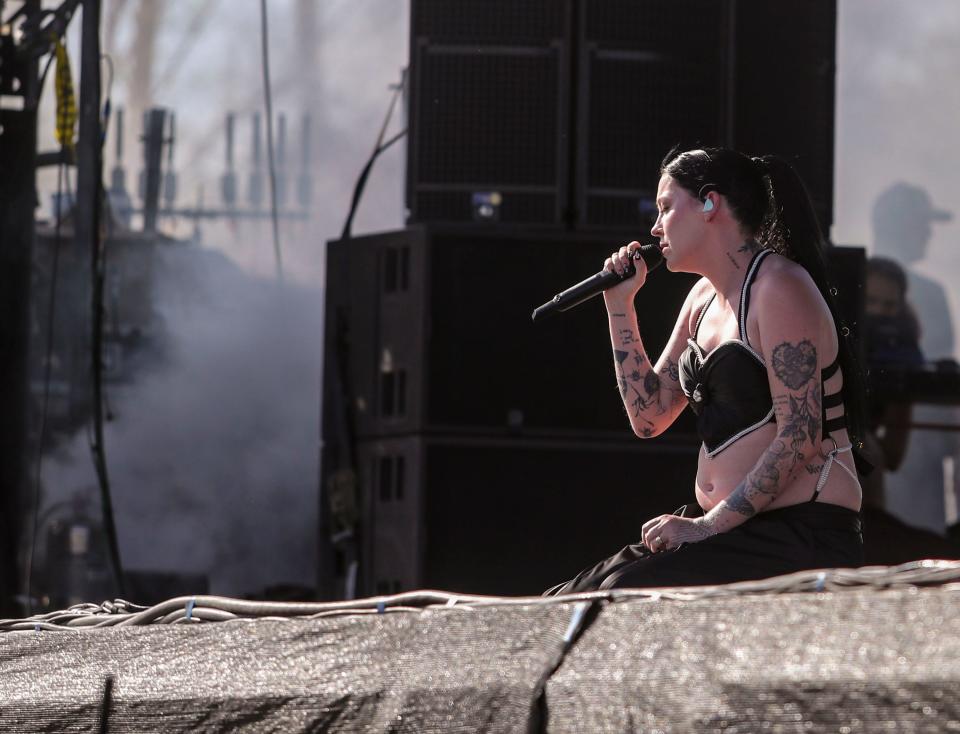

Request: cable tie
left=815, top=572, right=827, bottom=592
left=376, top=601, right=386, bottom=615
left=185, top=598, right=196, bottom=621
left=563, top=601, right=590, bottom=644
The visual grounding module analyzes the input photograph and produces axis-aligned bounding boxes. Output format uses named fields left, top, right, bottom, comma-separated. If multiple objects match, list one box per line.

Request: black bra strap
left=823, top=415, right=848, bottom=435
left=822, top=391, right=845, bottom=409
left=821, top=358, right=841, bottom=381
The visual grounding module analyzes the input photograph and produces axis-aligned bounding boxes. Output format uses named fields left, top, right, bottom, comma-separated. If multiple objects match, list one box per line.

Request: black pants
left=544, top=502, right=863, bottom=595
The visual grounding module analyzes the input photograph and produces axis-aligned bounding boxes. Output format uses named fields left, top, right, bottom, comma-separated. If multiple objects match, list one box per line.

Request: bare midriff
left=694, top=420, right=861, bottom=513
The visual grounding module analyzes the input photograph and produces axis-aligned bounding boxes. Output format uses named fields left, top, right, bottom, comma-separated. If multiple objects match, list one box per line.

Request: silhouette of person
left=871, top=182, right=956, bottom=535
left=872, top=183, right=953, bottom=359
left=858, top=257, right=960, bottom=564
left=861, top=257, right=920, bottom=507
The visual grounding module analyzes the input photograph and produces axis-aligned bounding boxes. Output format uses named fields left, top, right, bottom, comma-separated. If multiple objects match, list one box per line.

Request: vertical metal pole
left=0, top=0, right=40, bottom=614
left=76, top=0, right=124, bottom=596
left=140, top=108, right=165, bottom=233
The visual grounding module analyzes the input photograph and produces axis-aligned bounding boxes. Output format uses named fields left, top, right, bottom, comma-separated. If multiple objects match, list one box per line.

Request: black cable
left=259, top=0, right=283, bottom=281
left=340, top=129, right=406, bottom=241
left=25, top=161, right=67, bottom=614
left=89, top=110, right=125, bottom=599
left=341, top=78, right=407, bottom=240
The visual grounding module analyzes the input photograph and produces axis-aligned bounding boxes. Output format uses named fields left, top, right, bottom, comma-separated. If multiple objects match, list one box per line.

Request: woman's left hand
left=641, top=514, right=716, bottom=552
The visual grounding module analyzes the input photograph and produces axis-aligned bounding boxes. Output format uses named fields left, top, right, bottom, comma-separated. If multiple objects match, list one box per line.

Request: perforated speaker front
left=407, top=0, right=570, bottom=226
left=578, top=0, right=727, bottom=230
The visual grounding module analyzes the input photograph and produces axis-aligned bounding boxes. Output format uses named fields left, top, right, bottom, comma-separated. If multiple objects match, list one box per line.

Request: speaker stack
left=405, top=0, right=837, bottom=234
left=320, top=0, right=841, bottom=599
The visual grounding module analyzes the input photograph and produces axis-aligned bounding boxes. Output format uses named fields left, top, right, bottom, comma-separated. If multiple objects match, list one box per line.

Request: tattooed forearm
left=722, top=486, right=757, bottom=519
left=700, top=437, right=794, bottom=533
left=615, top=349, right=629, bottom=398
left=608, top=310, right=685, bottom=432
left=619, top=328, right=637, bottom=345
left=674, top=519, right=717, bottom=544
left=664, top=357, right=680, bottom=383
left=631, top=371, right=663, bottom=417
left=751, top=439, right=786, bottom=495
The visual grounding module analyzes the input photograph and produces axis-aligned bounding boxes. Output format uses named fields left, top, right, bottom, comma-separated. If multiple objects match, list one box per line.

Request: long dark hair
left=660, top=146, right=867, bottom=450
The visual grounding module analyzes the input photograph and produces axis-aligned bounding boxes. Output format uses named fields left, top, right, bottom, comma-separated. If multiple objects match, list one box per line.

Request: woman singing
left=547, top=147, right=866, bottom=593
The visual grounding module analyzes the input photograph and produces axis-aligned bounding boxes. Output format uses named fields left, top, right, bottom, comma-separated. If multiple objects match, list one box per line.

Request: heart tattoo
left=772, top=339, right=817, bottom=390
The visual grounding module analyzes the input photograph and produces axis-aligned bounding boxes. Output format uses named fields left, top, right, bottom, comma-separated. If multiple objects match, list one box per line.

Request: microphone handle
left=531, top=244, right=662, bottom=322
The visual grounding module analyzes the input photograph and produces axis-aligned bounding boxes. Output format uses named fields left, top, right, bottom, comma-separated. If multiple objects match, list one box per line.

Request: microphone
left=531, top=244, right=664, bottom=322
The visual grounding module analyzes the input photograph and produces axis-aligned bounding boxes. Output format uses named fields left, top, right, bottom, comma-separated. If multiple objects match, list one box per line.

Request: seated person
left=546, top=147, right=865, bottom=593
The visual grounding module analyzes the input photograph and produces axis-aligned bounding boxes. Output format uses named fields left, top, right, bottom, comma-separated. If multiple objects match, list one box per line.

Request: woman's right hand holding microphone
left=603, top=241, right=648, bottom=308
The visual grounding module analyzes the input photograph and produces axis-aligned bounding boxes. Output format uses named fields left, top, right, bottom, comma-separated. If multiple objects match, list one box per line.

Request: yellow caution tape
left=54, top=39, right=77, bottom=153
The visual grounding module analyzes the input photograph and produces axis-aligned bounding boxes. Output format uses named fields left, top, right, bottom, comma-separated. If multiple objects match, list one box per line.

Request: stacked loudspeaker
left=320, top=0, right=838, bottom=599
left=405, top=0, right=836, bottom=232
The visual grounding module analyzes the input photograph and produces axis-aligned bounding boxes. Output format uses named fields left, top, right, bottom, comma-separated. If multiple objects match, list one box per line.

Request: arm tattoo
left=614, top=347, right=662, bottom=418
left=772, top=339, right=817, bottom=390
left=664, top=357, right=680, bottom=383
left=777, top=383, right=822, bottom=469
left=615, top=349, right=629, bottom=398
left=619, top=329, right=637, bottom=345
left=706, top=439, right=790, bottom=528
left=722, top=486, right=757, bottom=519
left=771, top=339, right=821, bottom=470
left=751, top=439, right=787, bottom=495
left=674, top=518, right=716, bottom=544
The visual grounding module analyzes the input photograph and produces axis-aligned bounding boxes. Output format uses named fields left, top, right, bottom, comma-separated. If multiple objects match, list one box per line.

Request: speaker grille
left=415, top=48, right=561, bottom=187
left=578, top=0, right=726, bottom=228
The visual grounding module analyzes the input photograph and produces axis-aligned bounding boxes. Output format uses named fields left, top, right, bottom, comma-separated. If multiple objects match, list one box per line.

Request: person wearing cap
left=872, top=182, right=953, bottom=359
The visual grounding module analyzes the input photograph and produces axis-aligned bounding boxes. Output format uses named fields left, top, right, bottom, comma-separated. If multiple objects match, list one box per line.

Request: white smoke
left=33, top=0, right=411, bottom=598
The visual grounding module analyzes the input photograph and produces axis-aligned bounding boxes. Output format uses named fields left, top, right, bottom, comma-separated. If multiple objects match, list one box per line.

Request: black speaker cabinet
left=577, top=0, right=836, bottom=233
left=576, top=0, right=729, bottom=230
left=729, top=0, right=837, bottom=234
left=358, top=434, right=698, bottom=596
left=407, top=0, right=836, bottom=232
left=323, top=226, right=699, bottom=439
left=406, top=0, right=573, bottom=227
left=826, top=245, right=867, bottom=365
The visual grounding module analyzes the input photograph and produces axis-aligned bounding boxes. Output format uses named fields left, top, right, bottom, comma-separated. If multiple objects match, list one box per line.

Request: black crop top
left=678, top=249, right=847, bottom=456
